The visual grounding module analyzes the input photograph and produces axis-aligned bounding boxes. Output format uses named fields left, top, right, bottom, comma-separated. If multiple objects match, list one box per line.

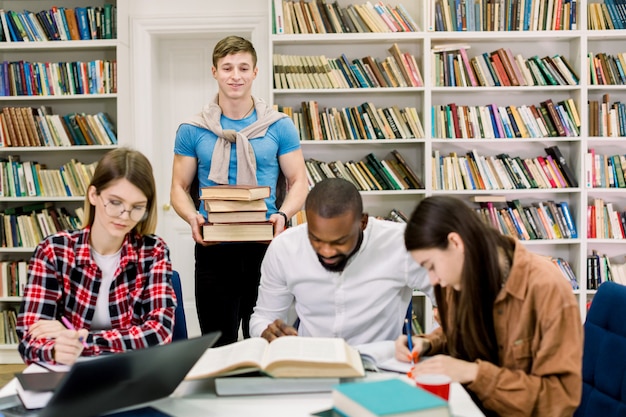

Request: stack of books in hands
left=200, top=184, right=273, bottom=242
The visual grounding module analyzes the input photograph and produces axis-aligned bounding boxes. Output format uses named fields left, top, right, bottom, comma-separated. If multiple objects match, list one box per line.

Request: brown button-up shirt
left=422, top=241, right=583, bottom=416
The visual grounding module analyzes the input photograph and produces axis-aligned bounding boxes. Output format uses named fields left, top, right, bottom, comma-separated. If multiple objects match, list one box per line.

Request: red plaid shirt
left=17, top=226, right=176, bottom=364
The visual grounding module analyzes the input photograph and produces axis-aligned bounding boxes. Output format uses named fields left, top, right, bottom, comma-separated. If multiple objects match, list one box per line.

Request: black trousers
left=194, top=242, right=268, bottom=346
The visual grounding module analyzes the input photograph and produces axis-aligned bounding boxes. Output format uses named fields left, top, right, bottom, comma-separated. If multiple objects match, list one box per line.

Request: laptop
left=1, top=331, right=221, bottom=417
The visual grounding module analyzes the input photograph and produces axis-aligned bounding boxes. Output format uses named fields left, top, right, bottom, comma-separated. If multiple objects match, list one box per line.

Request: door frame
left=129, top=13, right=266, bottom=336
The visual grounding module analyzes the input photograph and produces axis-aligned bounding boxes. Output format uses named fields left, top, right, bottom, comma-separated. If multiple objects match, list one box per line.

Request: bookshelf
left=269, top=0, right=626, bottom=334
left=0, top=0, right=120, bottom=363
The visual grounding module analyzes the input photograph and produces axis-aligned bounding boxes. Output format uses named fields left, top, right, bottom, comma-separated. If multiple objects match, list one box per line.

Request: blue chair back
left=574, top=282, right=626, bottom=416
left=171, top=271, right=188, bottom=341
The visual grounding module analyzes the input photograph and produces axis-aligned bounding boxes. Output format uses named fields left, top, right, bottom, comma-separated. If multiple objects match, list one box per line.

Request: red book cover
left=489, top=52, right=512, bottom=86
left=588, top=204, right=596, bottom=238
left=536, top=156, right=558, bottom=188
left=495, top=48, right=520, bottom=86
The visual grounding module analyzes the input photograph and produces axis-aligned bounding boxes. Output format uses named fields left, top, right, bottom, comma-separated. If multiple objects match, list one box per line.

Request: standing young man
left=170, top=36, right=308, bottom=346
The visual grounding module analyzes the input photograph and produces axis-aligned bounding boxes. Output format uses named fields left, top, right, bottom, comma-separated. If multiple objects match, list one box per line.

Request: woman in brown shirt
left=396, top=196, right=582, bottom=417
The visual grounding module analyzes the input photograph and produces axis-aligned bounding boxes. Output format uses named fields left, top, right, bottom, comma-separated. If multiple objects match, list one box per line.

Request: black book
left=587, top=256, right=596, bottom=290
left=509, top=200, right=537, bottom=240
left=332, top=1, right=351, bottom=32
left=35, top=11, right=54, bottom=40
left=360, top=103, right=384, bottom=139
left=361, top=159, right=390, bottom=190
left=544, top=145, right=578, bottom=187
left=496, top=154, right=523, bottom=189
left=365, top=153, right=397, bottom=190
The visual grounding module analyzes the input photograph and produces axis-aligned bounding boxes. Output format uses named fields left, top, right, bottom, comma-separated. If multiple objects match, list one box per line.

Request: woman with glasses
left=17, top=148, right=176, bottom=365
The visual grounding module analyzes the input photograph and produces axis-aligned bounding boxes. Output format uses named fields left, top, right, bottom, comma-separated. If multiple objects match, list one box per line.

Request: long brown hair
left=83, top=147, right=157, bottom=235
left=405, top=196, right=513, bottom=363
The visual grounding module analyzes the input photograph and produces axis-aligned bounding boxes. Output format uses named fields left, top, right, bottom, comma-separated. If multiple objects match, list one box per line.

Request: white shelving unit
left=0, top=0, right=120, bottom=363
left=268, top=0, right=626, bottom=334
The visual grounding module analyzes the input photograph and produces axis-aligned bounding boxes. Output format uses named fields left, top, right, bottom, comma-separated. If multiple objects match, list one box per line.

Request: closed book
left=540, top=99, right=566, bottom=136
left=74, top=7, right=91, bottom=39
left=362, top=56, right=388, bottom=87
left=391, top=149, right=424, bottom=188
left=206, top=211, right=267, bottom=223
left=333, top=378, right=450, bottom=417
left=202, top=222, right=274, bottom=242
left=544, top=145, right=578, bottom=187
left=200, top=184, right=271, bottom=201
left=204, top=198, right=267, bottom=213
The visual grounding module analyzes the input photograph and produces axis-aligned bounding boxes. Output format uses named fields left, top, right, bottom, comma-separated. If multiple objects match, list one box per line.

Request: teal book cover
left=332, top=378, right=450, bottom=416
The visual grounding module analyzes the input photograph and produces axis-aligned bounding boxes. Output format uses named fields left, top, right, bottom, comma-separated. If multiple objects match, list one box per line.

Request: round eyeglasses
left=99, top=195, right=147, bottom=222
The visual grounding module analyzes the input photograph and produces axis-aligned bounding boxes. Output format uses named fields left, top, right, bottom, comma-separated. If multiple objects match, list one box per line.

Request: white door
left=151, top=34, right=223, bottom=337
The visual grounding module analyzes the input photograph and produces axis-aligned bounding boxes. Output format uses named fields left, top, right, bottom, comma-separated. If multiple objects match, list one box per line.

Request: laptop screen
left=25, top=332, right=221, bottom=417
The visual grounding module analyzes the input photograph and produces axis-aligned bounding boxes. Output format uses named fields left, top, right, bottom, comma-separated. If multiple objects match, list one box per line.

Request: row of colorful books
left=273, top=0, right=419, bottom=35
left=586, top=252, right=626, bottom=290
left=0, top=5, right=116, bottom=42
left=432, top=99, right=580, bottom=139
left=546, top=256, right=579, bottom=290
left=0, top=205, right=83, bottom=249
left=587, top=198, right=626, bottom=240
left=473, top=197, right=578, bottom=240
left=0, top=261, right=27, bottom=298
left=273, top=44, right=422, bottom=90
left=585, top=151, right=626, bottom=189
left=281, top=102, right=423, bottom=141
left=432, top=0, right=578, bottom=32
left=588, top=0, right=626, bottom=30
left=0, top=157, right=97, bottom=198
left=588, top=51, right=626, bottom=85
left=432, top=146, right=578, bottom=191
left=0, top=59, right=117, bottom=97
left=432, top=44, right=579, bottom=87
left=0, top=107, right=117, bottom=148
left=305, top=150, right=424, bottom=191
left=588, top=94, right=626, bottom=137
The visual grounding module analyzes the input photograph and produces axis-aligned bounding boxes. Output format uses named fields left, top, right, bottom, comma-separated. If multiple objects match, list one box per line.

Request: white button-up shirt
left=250, top=217, right=432, bottom=345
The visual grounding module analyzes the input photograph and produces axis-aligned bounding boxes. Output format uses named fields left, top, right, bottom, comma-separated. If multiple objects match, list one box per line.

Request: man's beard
left=316, top=231, right=364, bottom=273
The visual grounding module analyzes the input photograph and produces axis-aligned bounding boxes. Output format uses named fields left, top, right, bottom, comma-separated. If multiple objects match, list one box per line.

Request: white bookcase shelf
left=0, top=0, right=121, bottom=362
left=269, top=0, right=626, bottom=332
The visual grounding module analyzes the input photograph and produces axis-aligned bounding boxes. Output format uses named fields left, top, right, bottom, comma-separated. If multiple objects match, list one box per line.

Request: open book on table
left=184, top=336, right=365, bottom=379
left=354, top=340, right=413, bottom=374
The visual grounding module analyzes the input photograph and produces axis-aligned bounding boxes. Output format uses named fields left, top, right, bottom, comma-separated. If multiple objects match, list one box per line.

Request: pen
left=405, top=318, right=415, bottom=364
left=61, top=317, right=88, bottom=348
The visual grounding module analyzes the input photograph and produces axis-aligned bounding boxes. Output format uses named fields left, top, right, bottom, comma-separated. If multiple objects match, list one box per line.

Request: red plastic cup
left=413, top=374, right=451, bottom=401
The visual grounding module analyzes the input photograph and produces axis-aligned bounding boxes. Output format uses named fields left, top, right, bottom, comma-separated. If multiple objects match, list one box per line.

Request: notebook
left=1, top=331, right=221, bottom=417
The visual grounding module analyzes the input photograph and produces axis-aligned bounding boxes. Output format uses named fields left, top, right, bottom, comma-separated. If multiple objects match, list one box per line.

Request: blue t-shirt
left=174, top=111, right=301, bottom=218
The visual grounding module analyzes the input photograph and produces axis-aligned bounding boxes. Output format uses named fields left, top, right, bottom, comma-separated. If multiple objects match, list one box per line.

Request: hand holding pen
left=404, top=319, right=419, bottom=364
left=61, top=317, right=88, bottom=348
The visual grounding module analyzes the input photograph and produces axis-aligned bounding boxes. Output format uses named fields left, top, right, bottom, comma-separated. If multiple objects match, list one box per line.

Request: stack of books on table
left=200, top=185, right=273, bottom=242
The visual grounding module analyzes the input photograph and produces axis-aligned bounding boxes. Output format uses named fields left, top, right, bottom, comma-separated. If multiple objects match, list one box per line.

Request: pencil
left=61, top=316, right=89, bottom=348
left=404, top=318, right=415, bottom=364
